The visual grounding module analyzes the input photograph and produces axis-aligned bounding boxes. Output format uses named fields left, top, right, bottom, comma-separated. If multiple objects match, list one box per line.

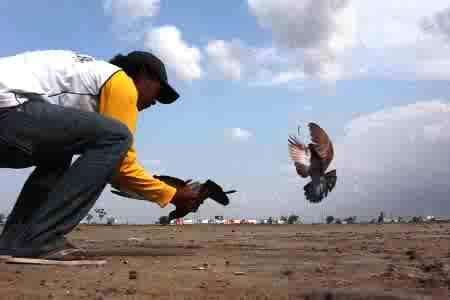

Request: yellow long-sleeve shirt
left=98, top=70, right=177, bottom=208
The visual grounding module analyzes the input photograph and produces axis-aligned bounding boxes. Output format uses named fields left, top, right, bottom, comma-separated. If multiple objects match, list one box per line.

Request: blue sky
left=1, top=1, right=450, bottom=223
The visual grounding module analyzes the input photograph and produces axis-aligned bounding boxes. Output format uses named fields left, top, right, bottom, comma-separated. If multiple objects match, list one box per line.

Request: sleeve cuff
left=155, top=184, right=177, bottom=208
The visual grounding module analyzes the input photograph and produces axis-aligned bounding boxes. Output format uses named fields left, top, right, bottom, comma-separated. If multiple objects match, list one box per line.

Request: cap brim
left=157, top=81, right=179, bottom=104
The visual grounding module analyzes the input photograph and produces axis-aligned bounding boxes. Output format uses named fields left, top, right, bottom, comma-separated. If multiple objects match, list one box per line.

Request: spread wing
left=288, top=135, right=310, bottom=177
left=308, top=122, right=334, bottom=170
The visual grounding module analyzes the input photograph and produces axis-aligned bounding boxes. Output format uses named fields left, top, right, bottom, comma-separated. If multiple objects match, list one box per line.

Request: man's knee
left=104, top=119, right=133, bottom=150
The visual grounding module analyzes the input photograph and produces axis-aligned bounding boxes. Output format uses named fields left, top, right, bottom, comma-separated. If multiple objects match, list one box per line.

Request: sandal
left=4, top=245, right=107, bottom=266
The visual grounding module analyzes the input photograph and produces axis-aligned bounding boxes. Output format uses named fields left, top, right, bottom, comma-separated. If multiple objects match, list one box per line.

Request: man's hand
left=169, top=185, right=208, bottom=220
left=110, top=175, right=235, bottom=222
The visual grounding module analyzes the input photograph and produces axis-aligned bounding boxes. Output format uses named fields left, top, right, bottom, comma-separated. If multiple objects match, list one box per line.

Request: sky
left=1, top=0, right=450, bottom=223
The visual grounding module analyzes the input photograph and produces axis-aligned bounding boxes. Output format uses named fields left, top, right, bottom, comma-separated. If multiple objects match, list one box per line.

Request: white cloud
left=216, top=1, right=450, bottom=84
left=144, top=25, right=203, bottom=81
left=344, top=100, right=450, bottom=137
left=205, top=40, right=243, bottom=80
left=421, top=6, right=450, bottom=40
left=247, top=0, right=356, bottom=81
left=226, top=128, right=254, bottom=141
left=205, top=39, right=307, bottom=86
left=268, top=71, right=305, bottom=85
left=103, top=0, right=160, bottom=22
left=247, top=0, right=354, bottom=50
left=328, top=100, right=450, bottom=216
left=349, top=1, right=450, bottom=80
left=205, top=0, right=359, bottom=85
left=103, top=1, right=450, bottom=84
left=102, top=0, right=160, bottom=42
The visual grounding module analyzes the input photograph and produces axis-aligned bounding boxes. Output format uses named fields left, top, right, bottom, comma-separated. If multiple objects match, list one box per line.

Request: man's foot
left=39, top=247, right=89, bottom=260
left=4, top=256, right=107, bottom=266
left=3, top=242, right=107, bottom=266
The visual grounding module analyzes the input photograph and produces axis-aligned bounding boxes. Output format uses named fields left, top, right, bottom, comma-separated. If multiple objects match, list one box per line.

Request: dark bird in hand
left=288, top=122, right=337, bottom=203
left=111, top=175, right=236, bottom=222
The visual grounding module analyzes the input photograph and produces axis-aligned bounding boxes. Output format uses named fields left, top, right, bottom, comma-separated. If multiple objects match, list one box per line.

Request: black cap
left=127, top=51, right=180, bottom=104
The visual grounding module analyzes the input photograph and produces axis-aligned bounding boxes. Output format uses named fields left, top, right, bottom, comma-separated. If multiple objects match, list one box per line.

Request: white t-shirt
left=0, top=50, right=121, bottom=111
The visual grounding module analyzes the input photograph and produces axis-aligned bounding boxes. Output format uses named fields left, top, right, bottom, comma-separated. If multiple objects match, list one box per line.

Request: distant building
left=435, top=217, right=450, bottom=223
left=106, top=217, right=117, bottom=225
left=215, top=216, right=225, bottom=224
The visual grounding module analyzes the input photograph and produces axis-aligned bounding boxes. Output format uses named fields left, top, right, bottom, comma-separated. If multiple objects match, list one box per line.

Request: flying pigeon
left=111, top=175, right=236, bottom=222
left=288, top=122, right=337, bottom=203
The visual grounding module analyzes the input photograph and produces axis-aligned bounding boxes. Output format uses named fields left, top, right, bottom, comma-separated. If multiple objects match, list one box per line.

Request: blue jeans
left=0, top=97, right=132, bottom=257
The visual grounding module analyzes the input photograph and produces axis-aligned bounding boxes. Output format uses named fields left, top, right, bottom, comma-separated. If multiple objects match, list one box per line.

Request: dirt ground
left=1, top=223, right=450, bottom=299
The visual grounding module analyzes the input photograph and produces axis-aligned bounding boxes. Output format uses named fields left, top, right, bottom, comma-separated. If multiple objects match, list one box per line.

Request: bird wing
left=325, top=169, right=337, bottom=192
left=308, top=122, right=334, bottom=170
left=288, top=135, right=310, bottom=177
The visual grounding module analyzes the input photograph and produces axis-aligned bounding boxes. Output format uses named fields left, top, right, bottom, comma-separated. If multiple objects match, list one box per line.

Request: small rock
left=40, top=280, right=46, bottom=286
left=129, top=270, right=137, bottom=280
left=420, top=261, right=443, bottom=273
left=282, top=269, right=294, bottom=276
left=192, top=266, right=206, bottom=270
left=95, top=295, right=104, bottom=300
left=225, top=260, right=230, bottom=266
left=233, top=271, right=245, bottom=276
left=202, top=263, right=209, bottom=268
left=125, top=288, right=136, bottom=295
left=336, top=279, right=352, bottom=287
left=405, top=250, right=416, bottom=260
left=386, top=264, right=396, bottom=273
left=199, top=282, right=207, bottom=288
left=231, top=230, right=235, bottom=233
left=127, top=237, right=145, bottom=243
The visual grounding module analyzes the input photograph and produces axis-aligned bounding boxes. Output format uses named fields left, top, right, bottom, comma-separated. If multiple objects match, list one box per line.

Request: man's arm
left=98, top=70, right=176, bottom=208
